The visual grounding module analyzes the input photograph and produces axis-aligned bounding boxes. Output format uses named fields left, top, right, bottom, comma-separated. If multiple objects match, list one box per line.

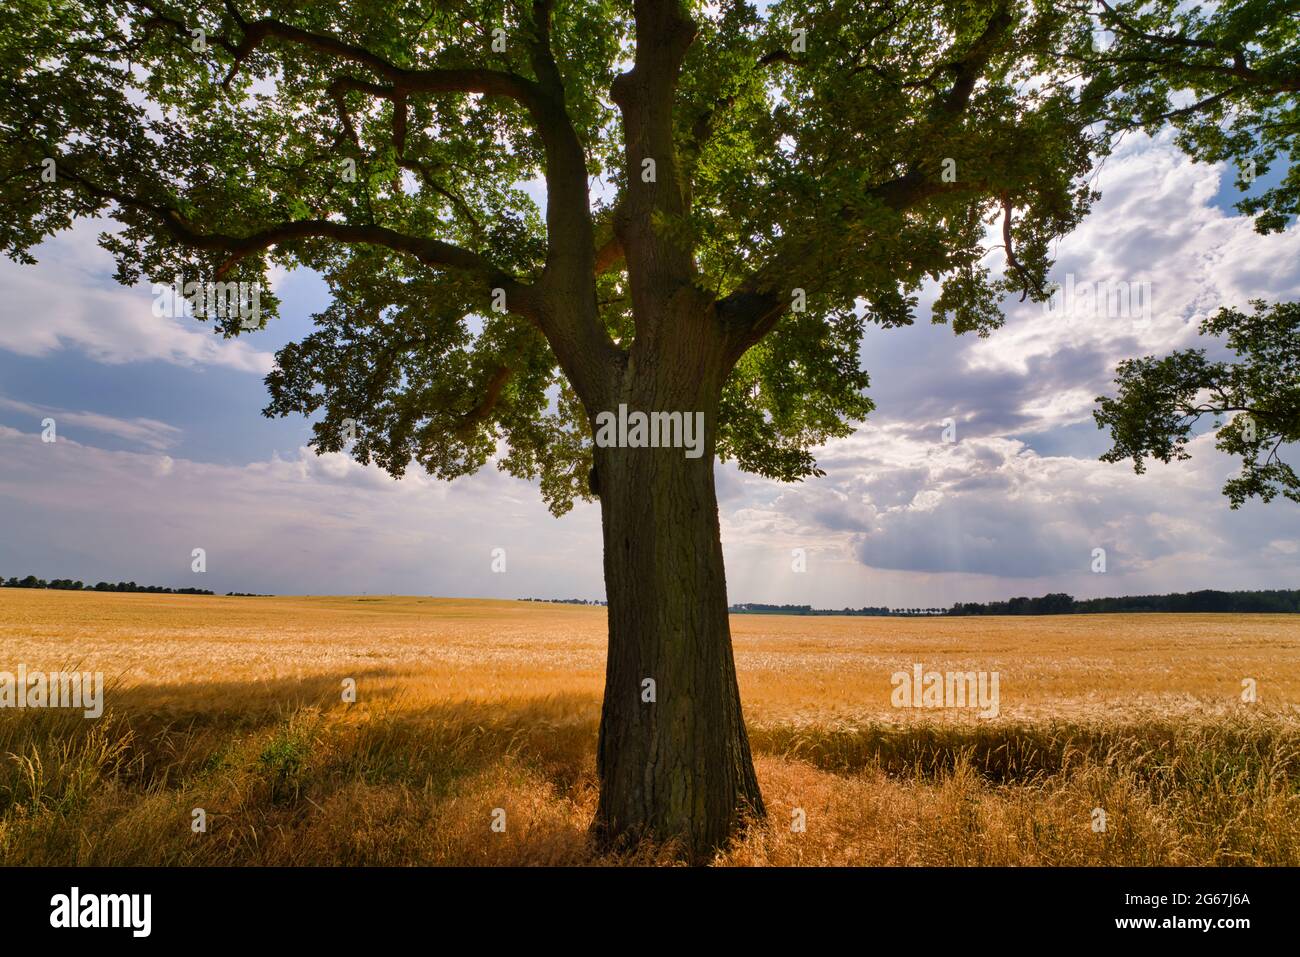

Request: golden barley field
left=1, top=589, right=1298, bottom=865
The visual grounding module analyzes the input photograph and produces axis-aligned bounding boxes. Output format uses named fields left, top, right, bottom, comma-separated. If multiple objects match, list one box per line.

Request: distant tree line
left=948, top=589, right=1300, bottom=615
left=730, top=603, right=944, bottom=616
left=947, top=593, right=1076, bottom=616
left=731, top=590, right=1300, bottom=617
left=2, top=574, right=214, bottom=595
left=519, top=597, right=608, bottom=606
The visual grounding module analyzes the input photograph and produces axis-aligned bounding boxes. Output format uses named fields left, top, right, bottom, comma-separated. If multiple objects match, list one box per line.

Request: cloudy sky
left=1, top=127, right=1298, bottom=606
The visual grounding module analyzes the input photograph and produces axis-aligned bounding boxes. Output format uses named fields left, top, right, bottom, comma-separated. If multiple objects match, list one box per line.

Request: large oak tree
left=2, top=0, right=1295, bottom=860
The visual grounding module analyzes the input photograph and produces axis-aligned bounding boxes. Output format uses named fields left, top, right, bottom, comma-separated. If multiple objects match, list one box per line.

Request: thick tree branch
left=56, top=164, right=540, bottom=320
left=220, top=13, right=545, bottom=103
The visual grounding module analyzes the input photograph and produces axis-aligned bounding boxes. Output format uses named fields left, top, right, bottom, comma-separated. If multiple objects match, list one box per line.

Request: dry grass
left=1, top=589, right=1298, bottom=865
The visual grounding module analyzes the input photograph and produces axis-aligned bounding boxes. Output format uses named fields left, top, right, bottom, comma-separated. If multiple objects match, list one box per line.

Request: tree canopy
left=1, top=0, right=1294, bottom=513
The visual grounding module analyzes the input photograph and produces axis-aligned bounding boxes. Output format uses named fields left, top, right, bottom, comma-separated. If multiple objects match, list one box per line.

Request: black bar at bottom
left=0, top=866, right=1287, bottom=943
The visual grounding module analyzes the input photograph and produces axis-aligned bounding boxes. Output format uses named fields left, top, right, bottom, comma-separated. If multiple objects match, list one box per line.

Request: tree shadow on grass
left=1, top=674, right=604, bottom=808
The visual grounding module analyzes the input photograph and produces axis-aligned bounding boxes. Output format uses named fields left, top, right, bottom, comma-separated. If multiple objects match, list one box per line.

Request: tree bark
left=589, top=334, right=765, bottom=862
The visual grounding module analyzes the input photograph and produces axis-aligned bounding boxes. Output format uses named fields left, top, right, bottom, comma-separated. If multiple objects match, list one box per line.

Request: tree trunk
left=590, top=362, right=765, bottom=862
